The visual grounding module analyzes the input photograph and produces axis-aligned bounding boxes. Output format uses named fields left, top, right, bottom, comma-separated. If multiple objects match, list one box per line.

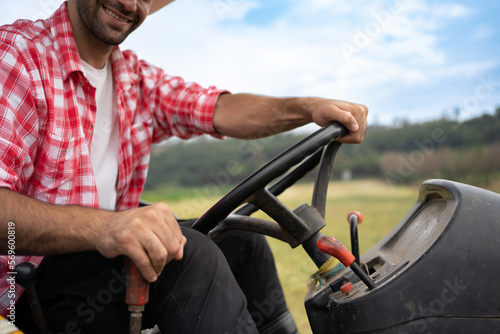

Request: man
left=0, top=0, right=367, bottom=333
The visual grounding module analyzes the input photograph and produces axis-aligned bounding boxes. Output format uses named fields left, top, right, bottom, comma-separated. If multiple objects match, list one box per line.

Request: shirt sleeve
left=0, top=42, right=38, bottom=191
left=126, top=53, right=229, bottom=142
left=153, top=74, right=228, bottom=142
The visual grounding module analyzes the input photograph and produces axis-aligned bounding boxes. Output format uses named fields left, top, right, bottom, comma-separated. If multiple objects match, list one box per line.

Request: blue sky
left=1, top=0, right=499, bottom=127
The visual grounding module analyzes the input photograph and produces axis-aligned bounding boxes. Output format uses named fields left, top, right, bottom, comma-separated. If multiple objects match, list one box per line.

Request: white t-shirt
left=82, top=60, right=120, bottom=211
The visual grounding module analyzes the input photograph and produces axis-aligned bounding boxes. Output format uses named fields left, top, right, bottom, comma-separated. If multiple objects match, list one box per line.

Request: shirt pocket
left=36, top=133, right=82, bottom=190
left=129, top=119, right=153, bottom=160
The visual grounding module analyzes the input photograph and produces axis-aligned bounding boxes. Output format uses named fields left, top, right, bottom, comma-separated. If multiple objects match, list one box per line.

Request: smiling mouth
left=103, top=6, right=130, bottom=23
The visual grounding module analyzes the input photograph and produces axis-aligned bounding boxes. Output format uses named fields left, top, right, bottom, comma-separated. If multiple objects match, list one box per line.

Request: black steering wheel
left=191, top=122, right=347, bottom=265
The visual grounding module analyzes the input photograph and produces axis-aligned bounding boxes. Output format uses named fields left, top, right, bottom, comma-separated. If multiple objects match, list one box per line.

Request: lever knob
left=347, top=211, right=363, bottom=224
left=317, top=236, right=356, bottom=267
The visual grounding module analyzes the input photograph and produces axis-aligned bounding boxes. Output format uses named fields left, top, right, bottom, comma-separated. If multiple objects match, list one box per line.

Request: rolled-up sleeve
left=153, top=75, right=228, bottom=141
left=0, top=43, right=38, bottom=191
left=123, top=53, right=229, bottom=143
left=123, top=50, right=229, bottom=143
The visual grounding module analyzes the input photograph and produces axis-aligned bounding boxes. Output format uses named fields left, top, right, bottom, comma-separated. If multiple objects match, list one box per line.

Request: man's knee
left=150, top=228, right=256, bottom=333
left=213, top=230, right=275, bottom=274
left=179, top=227, right=230, bottom=269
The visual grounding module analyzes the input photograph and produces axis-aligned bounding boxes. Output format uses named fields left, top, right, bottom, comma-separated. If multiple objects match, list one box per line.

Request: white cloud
left=470, top=24, right=493, bottom=41
left=211, top=0, right=260, bottom=20
left=433, top=2, right=470, bottom=19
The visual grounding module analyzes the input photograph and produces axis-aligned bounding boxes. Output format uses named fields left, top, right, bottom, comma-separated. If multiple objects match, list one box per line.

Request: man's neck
left=67, top=1, right=113, bottom=69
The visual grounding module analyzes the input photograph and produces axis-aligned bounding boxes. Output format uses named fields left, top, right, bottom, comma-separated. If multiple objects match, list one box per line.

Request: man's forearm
left=0, top=188, right=106, bottom=255
left=0, top=188, right=186, bottom=282
left=212, top=93, right=368, bottom=143
left=212, top=94, right=310, bottom=139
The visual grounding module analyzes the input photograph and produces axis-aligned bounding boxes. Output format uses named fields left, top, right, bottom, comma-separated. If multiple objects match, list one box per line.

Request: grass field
left=142, top=178, right=499, bottom=333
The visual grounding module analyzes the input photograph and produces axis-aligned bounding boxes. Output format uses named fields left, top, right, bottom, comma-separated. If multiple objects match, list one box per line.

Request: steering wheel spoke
left=312, top=141, right=343, bottom=218
left=234, top=148, right=325, bottom=217
left=208, top=215, right=291, bottom=243
left=248, top=188, right=309, bottom=245
left=192, top=122, right=348, bottom=255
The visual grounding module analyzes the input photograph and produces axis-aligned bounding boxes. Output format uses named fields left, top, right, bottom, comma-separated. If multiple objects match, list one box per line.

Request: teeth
left=104, top=8, right=128, bottom=23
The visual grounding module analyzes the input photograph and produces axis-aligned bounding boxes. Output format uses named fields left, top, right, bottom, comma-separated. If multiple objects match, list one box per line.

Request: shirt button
left=92, top=123, right=95, bottom=127
left=139, top=125, right=144, bottom=131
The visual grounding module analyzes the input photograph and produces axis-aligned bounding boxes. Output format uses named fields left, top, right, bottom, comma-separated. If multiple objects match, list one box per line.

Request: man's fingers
left=125, top=229, right=185, bottom=282
left=145, top=203, right=185, bottom=268
left=338, top=108, right=360, bottom=133
left=143, top=235, right=168, bottom=276
left=349, top=122, right=359, bottom=132
left=144, top=229, right=185, bottom=276
left=127, top=243, right=159, bottom=283
left=317, top=100, right=365, bottom=130
left=96, top=202, right=186, bottom=282
left=174, top=236, right=187, bottom=261
left=335, top=103, right=368, bottom=144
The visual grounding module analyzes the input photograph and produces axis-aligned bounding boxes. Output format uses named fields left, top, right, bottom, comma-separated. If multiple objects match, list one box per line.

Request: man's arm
left=212, top=93, right=368, bottom=143
left=0, top=188, right=185, bottom=282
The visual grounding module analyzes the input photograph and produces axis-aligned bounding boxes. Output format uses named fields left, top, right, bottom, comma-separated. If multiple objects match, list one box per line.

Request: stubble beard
left=75, top=0, right=140, bottom=46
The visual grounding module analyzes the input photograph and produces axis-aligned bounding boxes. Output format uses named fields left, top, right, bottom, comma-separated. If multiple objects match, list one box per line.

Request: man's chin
left=105, top=26, right=139, bottom=45
left=92, top=30, right=131, bottom=46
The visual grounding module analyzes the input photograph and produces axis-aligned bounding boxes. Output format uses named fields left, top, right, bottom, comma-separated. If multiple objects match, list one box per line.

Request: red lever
left=317, top=236, right=356, bottom=267
left=125, top=258, right=150, bottom=334
left=317, top=236, right=376, bottom=290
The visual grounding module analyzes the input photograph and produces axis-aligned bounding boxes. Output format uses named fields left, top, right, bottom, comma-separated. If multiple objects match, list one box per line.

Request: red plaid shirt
left=0, top=3, right=225, bottom=316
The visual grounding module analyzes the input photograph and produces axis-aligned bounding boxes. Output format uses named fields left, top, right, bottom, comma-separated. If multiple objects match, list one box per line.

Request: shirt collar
left=49, top=2, right=83, bottom=81
left=110, top=46, right=133, bottom=93
left=48, top=2, right=133, bottom=91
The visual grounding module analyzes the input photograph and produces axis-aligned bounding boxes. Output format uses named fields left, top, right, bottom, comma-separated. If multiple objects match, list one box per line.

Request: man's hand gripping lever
left=125, top=258, right=150, bottom=334
left=97, top=203, right=186, bottom=333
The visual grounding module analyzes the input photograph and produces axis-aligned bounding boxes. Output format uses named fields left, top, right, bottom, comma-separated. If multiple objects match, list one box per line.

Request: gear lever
left=15, top=262, right=50, bottom=334
left=317, top=236, right=376, bottom=290
left=347, top=211, right=363, bottom=266
left=124, top=258, right=150, bottom=334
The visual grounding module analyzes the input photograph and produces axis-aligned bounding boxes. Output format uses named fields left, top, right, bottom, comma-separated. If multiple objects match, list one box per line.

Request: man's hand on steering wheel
left=306, top=98, right=368, bottom=144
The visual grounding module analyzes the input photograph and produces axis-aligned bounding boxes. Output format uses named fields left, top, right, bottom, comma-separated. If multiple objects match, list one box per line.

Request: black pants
left=16, top=228, right=290, bottom=334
